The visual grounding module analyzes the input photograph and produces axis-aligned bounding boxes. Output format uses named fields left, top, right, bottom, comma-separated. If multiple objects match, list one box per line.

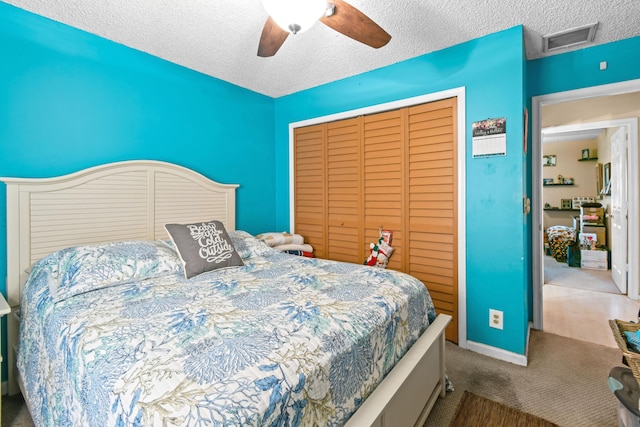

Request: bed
left=2, top=160, right=451, bottom=426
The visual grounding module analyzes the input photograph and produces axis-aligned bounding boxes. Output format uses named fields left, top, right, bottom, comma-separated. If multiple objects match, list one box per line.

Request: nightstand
left=0, top=294, right=11, bottom=426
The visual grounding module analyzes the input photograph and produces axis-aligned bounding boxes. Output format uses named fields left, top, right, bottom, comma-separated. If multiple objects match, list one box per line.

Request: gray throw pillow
left=165, top=220, right=244, bottom=279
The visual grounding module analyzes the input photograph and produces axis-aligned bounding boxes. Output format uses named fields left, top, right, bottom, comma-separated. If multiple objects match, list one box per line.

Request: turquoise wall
left=528, top=36, right=640, bottom=96
left=0, top=2, right=278, bottom=237
left=0, top=2, right=276, bottom=379
left=274, top=26, right=530, bottom=354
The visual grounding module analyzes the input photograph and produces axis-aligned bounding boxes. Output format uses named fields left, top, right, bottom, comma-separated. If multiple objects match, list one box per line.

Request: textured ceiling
left=5, top=0, right=640, bottom=97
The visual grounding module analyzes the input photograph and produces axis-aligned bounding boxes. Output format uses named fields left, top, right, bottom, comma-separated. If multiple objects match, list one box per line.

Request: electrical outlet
left=489, top=309, right=503, bottom=330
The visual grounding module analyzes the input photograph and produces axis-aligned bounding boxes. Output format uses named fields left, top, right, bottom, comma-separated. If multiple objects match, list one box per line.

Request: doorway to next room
left=534, top=85, right=640, bottom=348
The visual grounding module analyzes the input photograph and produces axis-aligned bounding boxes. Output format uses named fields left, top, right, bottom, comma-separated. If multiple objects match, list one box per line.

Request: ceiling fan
left=258, top=0, right=391, bottom=57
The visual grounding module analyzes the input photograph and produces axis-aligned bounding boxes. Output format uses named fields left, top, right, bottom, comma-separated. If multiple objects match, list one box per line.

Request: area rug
left=449, top=390, right=559, bottom=427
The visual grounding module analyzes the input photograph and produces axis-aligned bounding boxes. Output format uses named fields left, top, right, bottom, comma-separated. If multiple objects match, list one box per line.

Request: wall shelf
left=543, top=183, right=574, bottom=186
left=544, top=208, right=579, bottom=212
left=578, top=157, right=598, bottom=161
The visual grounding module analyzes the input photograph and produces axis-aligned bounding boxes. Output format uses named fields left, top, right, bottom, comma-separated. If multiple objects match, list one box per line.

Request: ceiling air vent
left=542, top=22, right=598, bottom=53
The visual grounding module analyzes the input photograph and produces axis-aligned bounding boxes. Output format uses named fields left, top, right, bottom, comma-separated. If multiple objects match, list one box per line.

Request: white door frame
left=532, top=79, right=640, bottom=330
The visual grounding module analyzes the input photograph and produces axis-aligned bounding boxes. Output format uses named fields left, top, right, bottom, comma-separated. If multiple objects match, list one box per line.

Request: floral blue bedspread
left=18, top=231, right=436, bottom=426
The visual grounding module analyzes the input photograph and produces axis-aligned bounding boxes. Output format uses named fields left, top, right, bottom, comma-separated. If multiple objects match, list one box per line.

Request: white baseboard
left=464, top=321, right=532, bottom=366
left=466, top=341, right=528, bottom=366
left=466, top=337, right=529, bottom=367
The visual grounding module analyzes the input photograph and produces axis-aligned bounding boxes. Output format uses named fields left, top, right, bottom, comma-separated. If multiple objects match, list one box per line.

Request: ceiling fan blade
left=258, top=16, right=289, bottom=57
left=320, top=0, right=391, bottom=48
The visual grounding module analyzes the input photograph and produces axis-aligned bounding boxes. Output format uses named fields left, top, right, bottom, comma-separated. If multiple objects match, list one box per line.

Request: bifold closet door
left=406, top=98, right=458, bottom=342
left=362, top=110, right=405, bottom=271
left=293, top=124, right=327, bottom=258
left=292, top=120, right=363, bottom=262
left=326, top=118, right=363, bottom=263
left=293, top=97, right=458, bottom=342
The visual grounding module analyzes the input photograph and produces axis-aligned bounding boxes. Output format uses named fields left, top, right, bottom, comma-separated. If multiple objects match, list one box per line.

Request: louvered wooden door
left=326, top=118, right=362, bottom=263
left=293, top=125, right=326, bottom=257
left=293, top=98, right=458, bottom=342
left=362, top=110, right=405, bottom=271
left=406, top=98, right=458, bottom=342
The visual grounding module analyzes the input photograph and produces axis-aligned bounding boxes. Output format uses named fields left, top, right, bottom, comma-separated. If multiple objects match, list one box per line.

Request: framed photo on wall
left=603, top=162, right=611, bottom=195
left=595, top=162, right=603, bottom=199
left=582, top=149, right=590, bottom=159
left=543, top=155, right=556, bottom=167
left=561, top=199, right=572, bottom=209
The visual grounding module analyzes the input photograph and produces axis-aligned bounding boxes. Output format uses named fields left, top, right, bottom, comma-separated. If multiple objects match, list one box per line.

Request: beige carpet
left=544, top=254, right=618, bottom=294
left=2, top=330, right=624, bottom=426
left=425, top=330, right=622, bottom=427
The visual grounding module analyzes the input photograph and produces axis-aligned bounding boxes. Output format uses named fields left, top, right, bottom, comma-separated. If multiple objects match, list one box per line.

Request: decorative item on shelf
left=544, top=203, right=551, bottom=209
left=572, top=196, right=595, bottom=209
left=579, top=148, right=598, bottom=161
left=582, top=234, right=598, bottom=250
left=562, top=177, right=574, bottom=185
left=543, top=178, right=554, bottom=185
left=543, top=154, right=556, bottom=167
left=557, top=174, right=563, bottom=183
left=561, top=199, right=572, bottom=209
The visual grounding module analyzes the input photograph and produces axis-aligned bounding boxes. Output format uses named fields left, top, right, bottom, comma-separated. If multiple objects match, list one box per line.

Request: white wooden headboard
left=1, top=160, right=239, bottom=394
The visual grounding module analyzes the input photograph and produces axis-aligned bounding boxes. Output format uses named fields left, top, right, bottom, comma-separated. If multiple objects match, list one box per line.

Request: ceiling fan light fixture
left=262, top=0, right=328, bottom=34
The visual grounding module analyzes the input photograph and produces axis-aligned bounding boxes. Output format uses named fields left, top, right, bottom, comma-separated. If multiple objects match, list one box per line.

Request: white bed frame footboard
left=1, top=160, right=451, bottom=426
left=345, top=314, right=451, bottom=427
